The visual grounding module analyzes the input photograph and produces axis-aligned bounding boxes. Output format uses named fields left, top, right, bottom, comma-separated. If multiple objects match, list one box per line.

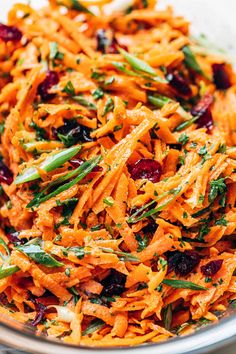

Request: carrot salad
left=0, top=0, right=236, bottom=347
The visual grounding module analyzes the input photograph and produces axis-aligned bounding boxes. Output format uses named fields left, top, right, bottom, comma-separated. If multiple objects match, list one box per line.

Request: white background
left=0, top=0, right=235, bottom=353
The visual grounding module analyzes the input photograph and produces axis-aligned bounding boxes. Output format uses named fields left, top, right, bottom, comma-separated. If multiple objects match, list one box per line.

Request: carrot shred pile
left=0, top=0, right=236, bottom=347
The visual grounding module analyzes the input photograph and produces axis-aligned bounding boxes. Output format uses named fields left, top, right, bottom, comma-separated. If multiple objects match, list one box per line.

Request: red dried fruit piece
left=37, top=70, right=59, bottom=101
left=107, top=36, right=128, bottom=54
left=167, top=71, right=192, bottom=96
left=0, top=160, right=13, bottom=185
left=31, top=299, right=47, bottom=327
left=128, top=158, right=162, bottom=183
left=191, top=93, right=214, bottom=132
left=212, top=63, right=231, bottom=90
left=0, top=23, right=22, bottom=42
left=101, top=270, right=126, bottom=296
left=167, top=251, right=200, bottom=276
left=96, top=29, right=108, bottom=53
left=96, top=29, right=128, bottom=54
left=201, top=259, right=223, bottom=276
left=7, top=231, right=24, bottom=245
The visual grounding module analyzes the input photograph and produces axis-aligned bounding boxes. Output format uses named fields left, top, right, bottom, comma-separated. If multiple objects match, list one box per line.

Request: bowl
left=0, top=0, right=236, bottom=353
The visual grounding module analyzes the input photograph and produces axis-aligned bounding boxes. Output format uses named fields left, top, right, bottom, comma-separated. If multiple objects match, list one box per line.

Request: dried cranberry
left=38, top=70, right=59, bottom=101
left=107, top=36, right=128, bottom=54
left=7, top=231, right=24, bottom=245
left=201, top=259, right=223, bottom=276
left=128, top=158, right=162, bottom=183
left=31, top=299, right=47, bottom=327
left=191, top=93, right=214, bottom=132
left=69, top=157, right=84, bottom=168
left=167, top=251, right=200, bottom=276
left=0, top=293, right=9, bottom=307
left=0, top=160, right=13, bottom=185
left=101, top=270, right=126, bottom=296
left=54, top=119, right=93, bottom=147
left=0, top=23, right=22, bottom=42
left=167, top=71, right=192, bottom=96
left=142, top=221, right=158, bottom=235
left=96, top=29, right=109, bottom=54
left=212, top=63, right=231, bottom=90
left=96, top=29, right=128, bottom=54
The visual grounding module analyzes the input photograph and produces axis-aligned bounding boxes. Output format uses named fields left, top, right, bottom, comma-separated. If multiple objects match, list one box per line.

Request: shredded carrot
left=0, top=0, right=236, bottom=348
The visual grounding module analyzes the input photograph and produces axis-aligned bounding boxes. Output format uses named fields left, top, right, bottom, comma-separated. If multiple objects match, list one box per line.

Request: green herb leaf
left=102, top=97, right=114, bottom=117
left=215, top=215, right=228, bottom=226
left=65, top=246, right=85, bottom=260
left=208, top=177, right=227, bottom=203
left=182, top=45, right=204, bottom=76
left=49, top=42, right=59, bottom=60
left=135, top=234, right=149, bottom=252
left=0, top=122, right=5, bottom=135
left=15, top=145, right=81, bottom=185
left=26, top=155, right=102, bottom=208
left=73, top=96, right=97, bottom=111
left=62, top=81, right=75, bottom=96
left=163, top=304, right=172, bottom=330
left=17, top=239, right=64, bottom=267
left=162, top=279, right=206, bottom=290
left=30, top=121, right=48, bottom=141
left=82, top=319, right=105, bottom=336
left=70, top=0, right=94, bottom=15
left=92, top=88, right=104, bottom=100
left=178, top=133, right=189, bottom=145
left=49, top=42, right=64, bottom=62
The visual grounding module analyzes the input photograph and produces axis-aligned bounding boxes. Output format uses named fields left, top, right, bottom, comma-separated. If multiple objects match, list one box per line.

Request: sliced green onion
left=27, top=155, right=102, bottom=208
left=148, top=94, right=191, bottom=120
left=82, top=319, right=105, bottom=336
left=112, top=62, right=140, bottom=77
left=163, top=279, right=206, bottom=290
left=175, top=115, right=199, bottom=132
left=182, top=46, right=204, bottom=76
left=100, top=247, right=140, bottom=262
left=73, top=96, right=97, bottom=111
left=59, top=0, right=94, bottom=15
left=17, top=239, right=64, bottom=268
left=128, top=187, right=182, bottom=223
left=14, top=146, right=81, bottom=185
left=163, top=304, right=172, bottom=330
left=0, top=265, right=19, bottom=280
left=119, top=48, right=166, bottom=83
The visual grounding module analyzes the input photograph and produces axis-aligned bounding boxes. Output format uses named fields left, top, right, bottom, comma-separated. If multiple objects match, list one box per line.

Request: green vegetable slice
left=163, top=279, right=206, bottom=290
left=17, top=239, right=64, bottom=267
left=82, top=319, right=105, bottom=336
left=0, top=265, right=19, bottom=280
left=27, top=155, right=102, bottom=208
left=119, top=48, right=166, bottom=83
left=182, top=46, right=204, bottom=76
left=15, top=146, right=81, bottom=185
